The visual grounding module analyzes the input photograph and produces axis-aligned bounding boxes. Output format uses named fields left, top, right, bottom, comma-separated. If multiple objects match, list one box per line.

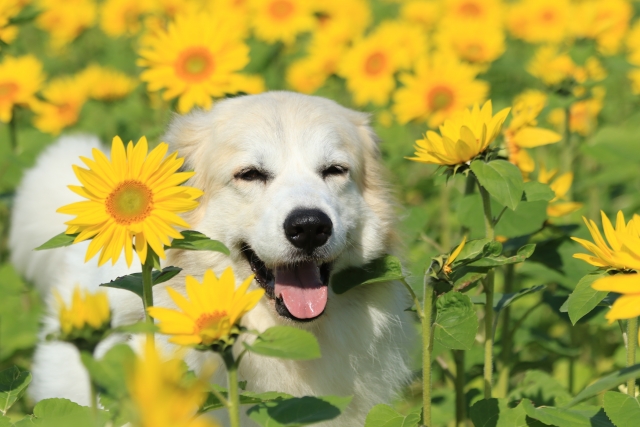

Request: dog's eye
left=322, top=165, right=349, bottom=179
left=235, top=168, right=269, bottom=182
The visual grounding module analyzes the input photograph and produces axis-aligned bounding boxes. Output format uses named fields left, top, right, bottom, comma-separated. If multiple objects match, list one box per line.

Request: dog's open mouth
left=241, top=244, right=332, bottom=322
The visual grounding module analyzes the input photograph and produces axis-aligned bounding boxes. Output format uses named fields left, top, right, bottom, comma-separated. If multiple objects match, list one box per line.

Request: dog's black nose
left=283, top=209, right=332, bottom=254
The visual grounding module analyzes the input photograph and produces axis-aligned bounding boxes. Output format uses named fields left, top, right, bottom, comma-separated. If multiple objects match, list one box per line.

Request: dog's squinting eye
left=322, top=165, right=349, bottom=179
left=235, top=168, right=269, bottom=183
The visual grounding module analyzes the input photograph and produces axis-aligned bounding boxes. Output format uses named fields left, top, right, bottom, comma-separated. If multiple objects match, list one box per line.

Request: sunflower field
left=2, top=0, right=640, bottom=426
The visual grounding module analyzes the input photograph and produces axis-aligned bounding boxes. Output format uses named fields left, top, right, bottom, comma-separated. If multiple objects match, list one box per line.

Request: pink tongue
left=274, top=262, right=327, bottom=319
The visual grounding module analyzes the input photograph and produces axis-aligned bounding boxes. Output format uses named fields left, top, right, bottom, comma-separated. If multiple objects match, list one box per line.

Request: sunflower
left=547, top=87, right=605, bottom=136
left=0, top=55, right=45, bottom=123
left=0, top=0, right=21, bottom=47
left=36, top=0, right=96, bottom=48
left=250, top=0, right=315, bottom=45
left=506, top=0, right=571, bottom=44
left=313, top=0, right=370, bottom=44
left=538, top=166, right=582, bottom=218
left=407, top=100, right=510, bottom=167
left=436, top=23, right=505, bottom=64
left=138, top=12, right=250, bottom=113
left=572, top=211, right=640, bottom=322
left=373, top=20, right=429, bottom=70
left=148, top=268, right=264, bottom=346
left=338, top=28, right=401, bottom=106
left=443, top=236, right=467, bottom=275
left=392, top=54, right=488, bottom=127
left=527, top=46, right=577, bottom=86
left=127, top=341, right=217, bottom=427
left=441, top=0, right=503, bottom=26
left=100, top=0, right=155, bottom=37
left=32, top=75, right=88, bottom=135
left=400, top=0, right=441, bottom=31
left=77, top=65, right=137, bottom=101
left=572, top=0, right=631, bottom=55
left=56, top=286, right=110, bottom=338
left=57, top=136, right=203, bottom=267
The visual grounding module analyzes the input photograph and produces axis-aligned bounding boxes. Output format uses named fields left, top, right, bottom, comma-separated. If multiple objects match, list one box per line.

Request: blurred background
left=1, top=0, right=640, bottom=425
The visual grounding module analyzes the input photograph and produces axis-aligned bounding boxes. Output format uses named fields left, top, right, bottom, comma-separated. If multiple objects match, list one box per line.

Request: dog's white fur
left=10, top=92, right=414, bottom=426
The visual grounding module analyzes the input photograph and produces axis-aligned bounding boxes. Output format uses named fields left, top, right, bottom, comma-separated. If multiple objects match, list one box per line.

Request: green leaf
left=243, top=326, right=321, bottom=360
left=331, top=255, right=404, bottom=295
left=0, top=366, right=32, bottom=415
left=364, top=404, right=421, bottom=427
left=80, top=345, right=135, bottom=404
left=0, top=415, right=12, bottom=427
left=522, top=399, right=614, bottom=427
left=566, top=272, right=608, bottom=325
left=469, top=244, right=536, bottom=267
left=16, top=398, right=109, bottom=426
left=508, top=370, right=573, bottom=407
left=470, top=398, right=544, bottom=427
left=100, top=266, right=182, bottom=298
left=167, top=230, right=230, bottom=255
left=567, top=364, right=640, bottom=407
left=454, top=239, right=492, bottom=262
left=34, top=232, right=78, bottom=250
left=523, top=181, right=555, bottom=202
left=434, top=292, right=479, bottom=350
left=471, top=285, right=546, bottom=313
left=471, top=159, right=524, bottom=210
left=200, top=389, right=293, bottom=412
left=111, top=321, right=159, bottom=335
left=450, top=265, right=490, bottom=291
left=494, top=201, right=548, bottom=238
left=247, top=395, right=352, bottom=426
left=603, top=391, right=640, bottom=427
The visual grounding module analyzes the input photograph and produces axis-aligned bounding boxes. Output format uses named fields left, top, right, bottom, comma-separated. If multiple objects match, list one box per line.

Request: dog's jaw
left=240, top=243, right=333, bottom=322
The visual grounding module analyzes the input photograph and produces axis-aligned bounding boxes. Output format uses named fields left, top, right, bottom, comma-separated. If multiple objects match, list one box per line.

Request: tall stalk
left=497, top=264, right=515, bottom=397
left=627, top=317, right=638, bottom=396
left=222, top=348, right=241, bottom=427
left=453, top=350, right=466, bottom=426
left=141, top=253, right=155, bottom=345
left=9, top=107, right=18, bottom=153
left=477, top=181, right=495, bottom=399
left=440, top=184, right=451, bottom=250
left=423, top=270, right=435, bottom=427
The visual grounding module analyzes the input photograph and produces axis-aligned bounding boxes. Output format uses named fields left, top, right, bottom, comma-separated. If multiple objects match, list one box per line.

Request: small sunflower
left=138, top=12, right=250, bottom=113
left=36, top=0, right=97, bottom=48
left=506, top=0, right=571, bottom=44
left=57, top=136, right=203, bottom=267
left=441, top=0, right=503, bottom=25
left=56, top=286, right=111, bottom=338
left=250, top=0, right=315, bottom=45
left=393, top=54, right=488, bottom=127
left=0, top=0, right=21, bottom=47
left=400, top=0, right=441, bottom=31
left=314, top=0, right=370, bottom=44
left=77, top=65, right=137, bottom=101
left=148, top=268, right=264, bottom=347
left=408, top=100, right=510, bottom=167
left=286, top=38, right=345, bottom=94
left=0, top=55, right=45, bottom=123
left=100, top=0, right=155, bottom=38
left=436, top=23, right=505, bottom=64
left=32, top=75, right=88, bottom=135
left=538, top=166, right=582, bottom=218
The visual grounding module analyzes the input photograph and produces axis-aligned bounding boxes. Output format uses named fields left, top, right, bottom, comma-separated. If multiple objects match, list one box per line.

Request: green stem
left=453, top=350, right=466, bottom=426
left=627, top=317, right=638, bottom=396
left=141, top=254, right=155, bottom=345
left=440, top=184, right=451, bottom=250
left=400, top=278, right=424, bottom=320
left=223, top=348, right=241, bottom=427
left=89, top=380, right=98, bottom=422
left=562, top=106, right=573, bottom=177
left=423, top=269, right=435, bottom=427
left=478, top=182, right=495, bottom=399
left=9, top=107, right=17, bottom=153
left=497, top=264, right=515, bottom=397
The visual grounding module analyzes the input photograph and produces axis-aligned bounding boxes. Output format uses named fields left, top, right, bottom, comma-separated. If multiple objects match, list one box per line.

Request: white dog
left=10, top=91, right=414, bottom=426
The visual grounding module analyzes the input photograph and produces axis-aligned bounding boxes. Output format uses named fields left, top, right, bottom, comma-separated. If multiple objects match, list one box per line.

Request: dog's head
left=164, top=91, right=395, bottom=322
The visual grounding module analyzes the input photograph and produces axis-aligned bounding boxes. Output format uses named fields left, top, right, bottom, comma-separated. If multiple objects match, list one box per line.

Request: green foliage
left=200, top=390, right=293, bottom=412
left=34, top=232, right=78, bottom=250
left=100, top=266, right=182, bottom=298
left=0, top=366, right=31, bottom=415
left=564, top=272, right=608, bottom=325
left=603, top=392, right=640, bottom=427
left=470, top=160, right=524, bottom=210
left=246, top=395, right=352, bottom=427
left=13, top=398, right=110, bottom=426
left=364, top=404, right=422, bottom=427
left=521, top=399, right=614, bottom=427
left=471, top=285, right=546, bottom=313
left=166, top=230, right=230, bottom=255
left=567, top=364, right=640, bottom=407
left=434, top=292, right=478, bottom=350
left=331, top=255, right=405, bottom=294
left=243, top=326, right=321, bottom=360
left=470, top=398, right=544, bottom=427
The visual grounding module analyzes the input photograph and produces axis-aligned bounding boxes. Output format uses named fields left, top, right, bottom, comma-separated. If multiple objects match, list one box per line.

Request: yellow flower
left=0, top=0, right=21, bottom=47
left=572, top=211, right=640, bottom=271
left=127, top=340, right=217, bottom=427
left=0, top=55, right=45, bottom=123
left=36, top=0, right=96, bottom=48
left=338, top=29, right=402, bottom=106
left=547, top=88, right=605, bottom=137
left=441, top=0, right=503, bottom=26
left=504, top=90, right=561, bottom=176
left=250, top=0, right=315, bottom=45
left=436, top=23, right=505, bottom=64
left=400, top=0, right=440, bottom=31
left=572, top=0, right=631, bottom=56
left=148, top=268, right=264, bottom=346
left=57, top=136, right=203, bottom=267
left=627, top=20, right=640, bottom=66
left=527, top=46, right=576, bottom=86
left=100, top=0, right=155, bottom=38
left=77, top=65, right=137, bottom=101
left=538, top=166, right=582, bottom=218
left=507, top=0, right=571, bottom=44
left=286, top=41, right=345, bottom=94
left=32, top=75, right=88, bottom=135
left=373, top=20, right=429, bottom=71
left=56, top=286, right=110, bottom=337
left=225, top=73, right=266, bottom=96
left=314, top=0, right=370, bottom=44
left=591, top=273, right=640, bottom=322
left=444, top=236, right=467, bottom=274
left=408, top=100, right=510, bottom=166
left=393, top=54, right=488, bottom=127
left=138, top=12, right=250, bottom=113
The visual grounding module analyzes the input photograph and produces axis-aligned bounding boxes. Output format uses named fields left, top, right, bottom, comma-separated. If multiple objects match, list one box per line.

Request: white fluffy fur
left=10, top=92, right=414, bottom=426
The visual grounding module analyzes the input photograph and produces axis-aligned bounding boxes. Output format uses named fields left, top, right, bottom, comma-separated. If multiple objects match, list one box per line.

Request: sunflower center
left=463, top=43, right=484, bottom=61
left=194, top=310, right=231, bottom=345
left=0, top=82, right=18, bottom=101
left=105, top=180, right=153, bottom=225
left=364, top=52, right=387, bottom=76
left=175, top=47, right=215, bottom=83
left=459, top=2, right=481, bottom=17
left=427, top=86, right=455, bottom=111
left=541, top=9, right=556, bottom=22
left=269, top=0, right=294, bottom=19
